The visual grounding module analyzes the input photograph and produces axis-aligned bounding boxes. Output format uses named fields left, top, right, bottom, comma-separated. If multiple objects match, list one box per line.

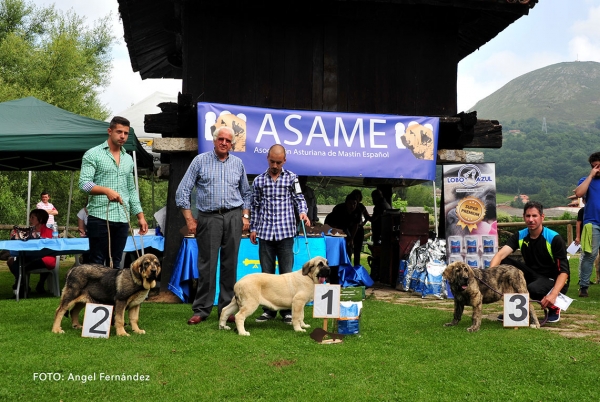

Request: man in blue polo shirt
left=490, top=201, right=569, bottom=323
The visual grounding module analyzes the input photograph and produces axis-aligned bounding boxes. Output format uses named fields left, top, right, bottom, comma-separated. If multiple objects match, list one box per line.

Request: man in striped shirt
left=176, top=126, right=252, bottom=325
left=250, top=144, right=310, bottom=324
left=79, top=116, right=148, bottom=269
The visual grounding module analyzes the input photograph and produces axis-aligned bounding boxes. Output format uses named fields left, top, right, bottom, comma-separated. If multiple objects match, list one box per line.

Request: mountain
left=469, top=61, right=600, bottom=124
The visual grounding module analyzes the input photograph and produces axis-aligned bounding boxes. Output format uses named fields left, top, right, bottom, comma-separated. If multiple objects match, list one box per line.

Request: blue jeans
left=259, top=237, right=294, bottom=317
left=580, top=224, right=600, bottom=288
left=86, top=216, right=129, bottom=269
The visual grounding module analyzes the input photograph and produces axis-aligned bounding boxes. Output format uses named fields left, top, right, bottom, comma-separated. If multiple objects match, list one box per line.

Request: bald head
left=267, top=144, right=286, bottom=177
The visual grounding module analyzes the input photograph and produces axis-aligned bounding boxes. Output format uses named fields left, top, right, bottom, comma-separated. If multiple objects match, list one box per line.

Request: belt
left=203, top=206, right=240, bottom=215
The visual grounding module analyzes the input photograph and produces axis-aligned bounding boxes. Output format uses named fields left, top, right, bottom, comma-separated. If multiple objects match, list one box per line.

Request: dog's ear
left=302, top=260, right=312, bottom=276
left=130, top=256, right=142, bottom=275
left=442, top=265, right=452, bottom=281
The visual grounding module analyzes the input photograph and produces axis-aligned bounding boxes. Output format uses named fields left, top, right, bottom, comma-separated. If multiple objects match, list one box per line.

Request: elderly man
left=176, top=126, right=252, bottom=325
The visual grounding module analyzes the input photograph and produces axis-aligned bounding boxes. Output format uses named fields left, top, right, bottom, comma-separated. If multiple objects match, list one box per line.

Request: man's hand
left=540, top=293, right=557, bottom=309
left=105, top=188, right=123, bottom=203
left=250, top=231, right=258, bottom=245
left=137, top=216, right=148, bottom=235
left=242, top=216, right=250, bottom=232
left=299, top=213, right=311, bottom=227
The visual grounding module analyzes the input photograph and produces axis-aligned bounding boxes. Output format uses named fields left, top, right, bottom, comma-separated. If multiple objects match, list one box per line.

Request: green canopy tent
left=0, top=97, right=153, bottom=170
left=0, top=97, right=154, bottom=228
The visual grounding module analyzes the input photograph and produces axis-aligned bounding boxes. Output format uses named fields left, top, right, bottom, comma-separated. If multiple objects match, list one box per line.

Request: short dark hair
left=350, top=189, right=363, bottom=202
left=40, top=191, right=49, bottom=197
left=345, top=194, right=357, bottom=203
left=589, top=152, right=600, bottom=165
left=523, top=201, right=543, bottom=215
left=109, top=116, right=130, bottom=129
left=30, top=209, right=49, bottom=224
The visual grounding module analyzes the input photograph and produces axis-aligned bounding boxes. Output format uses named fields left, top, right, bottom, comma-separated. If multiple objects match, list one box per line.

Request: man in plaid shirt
left=79, top=116, right=148, bottom=269
left=250, top=144, right=310, bottom=324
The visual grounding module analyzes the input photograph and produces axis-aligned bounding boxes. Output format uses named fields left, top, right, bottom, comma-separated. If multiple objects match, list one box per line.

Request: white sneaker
left=255, top=313, right=274, bottom=322
left=283, top=315, right=292, bottom=325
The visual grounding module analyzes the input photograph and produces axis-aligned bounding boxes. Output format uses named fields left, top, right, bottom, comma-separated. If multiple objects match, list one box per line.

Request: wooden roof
left=117, top=0, right=538, bottom=80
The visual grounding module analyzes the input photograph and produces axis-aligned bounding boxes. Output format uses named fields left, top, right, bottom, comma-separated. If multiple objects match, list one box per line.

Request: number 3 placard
left=82, top=303, right=114, bottom=338
left=313, top=284, right=340, bottom=318
left=503, top=293, right=530, bottom=327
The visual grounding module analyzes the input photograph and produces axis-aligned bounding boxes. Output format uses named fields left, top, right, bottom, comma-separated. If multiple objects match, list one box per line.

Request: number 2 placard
left=82, top=303, right=114, bottom=338
left=503, top=293, right=530, bottom=327
left=313, top=284, right=340, bottom=318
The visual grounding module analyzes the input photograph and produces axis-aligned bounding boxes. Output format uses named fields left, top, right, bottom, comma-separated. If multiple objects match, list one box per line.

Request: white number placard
left=313, top=284, right=340, bottom=318
left=82, top=303, right=114, bottom=338
left=503, top=293, right=530, bottom=327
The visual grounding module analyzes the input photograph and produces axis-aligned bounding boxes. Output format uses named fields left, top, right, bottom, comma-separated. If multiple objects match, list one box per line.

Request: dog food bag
left=422, top=260, right=446, bottom=299
left=338, top=301, right=362, bottom=335
left=395, top=260, right=408, bottom=290
left=401, top=240, right=421, bottom=291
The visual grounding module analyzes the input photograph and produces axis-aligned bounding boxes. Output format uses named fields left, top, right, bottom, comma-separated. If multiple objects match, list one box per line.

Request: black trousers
left=501, top=257, right=569, bottom=302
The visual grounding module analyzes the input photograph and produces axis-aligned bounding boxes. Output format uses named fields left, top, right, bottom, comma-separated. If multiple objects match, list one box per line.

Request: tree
left=0, top=0, right=118, bottom=232
left=0, top=0, right=115, bottom=119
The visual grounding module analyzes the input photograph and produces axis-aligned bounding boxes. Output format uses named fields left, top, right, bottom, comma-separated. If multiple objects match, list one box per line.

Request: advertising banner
left=443, top=163, right=497, bottom=269
left=197, top=102, right=439, bottom=180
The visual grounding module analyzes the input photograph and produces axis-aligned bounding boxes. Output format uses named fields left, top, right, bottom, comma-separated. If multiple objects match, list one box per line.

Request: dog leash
left=300, top=219, right=311, bottom=259
left=473, top=273, right=549, bottom=326
left=105, top=202, right=141, bottom=269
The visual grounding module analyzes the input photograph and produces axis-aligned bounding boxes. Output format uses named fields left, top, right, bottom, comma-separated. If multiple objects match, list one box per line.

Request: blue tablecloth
left=0, top=236, right=164, bottom=257
left=168, top=236, right=344, bottom=303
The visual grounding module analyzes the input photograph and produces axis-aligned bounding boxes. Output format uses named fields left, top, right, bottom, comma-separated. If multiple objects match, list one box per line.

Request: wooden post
left=567, top=224, right=573, bottom=245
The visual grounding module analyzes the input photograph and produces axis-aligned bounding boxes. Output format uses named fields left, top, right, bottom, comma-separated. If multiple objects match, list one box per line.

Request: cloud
left=100, top=58, right=182, bottom=115
left=457, top=50, right=562, bottom=111
left=569, top=5, right=600, bottom=61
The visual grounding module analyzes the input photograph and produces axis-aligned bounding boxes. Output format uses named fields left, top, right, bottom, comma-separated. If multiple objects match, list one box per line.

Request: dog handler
left=79, top=116, right=148, bottom=268
left=176, top=126, right=252, bottom=325
left=250, top=144, right=310, bottom=324
left=490, top=201, right=569, bottom=323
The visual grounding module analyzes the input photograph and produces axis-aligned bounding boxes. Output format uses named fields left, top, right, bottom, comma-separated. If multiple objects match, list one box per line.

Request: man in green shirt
left=79, top=116, right=148, bottom=268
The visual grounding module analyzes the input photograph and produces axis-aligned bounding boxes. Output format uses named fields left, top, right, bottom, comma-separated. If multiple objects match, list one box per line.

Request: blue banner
left=197, top=103, right=439, bottom=180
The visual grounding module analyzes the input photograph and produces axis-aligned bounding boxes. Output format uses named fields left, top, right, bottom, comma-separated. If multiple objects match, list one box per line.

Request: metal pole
left=26, top=171, right=32, bottom=225
left=64, top=171, right=74, bottom=237
left=432, top=180, right=438, bottom=237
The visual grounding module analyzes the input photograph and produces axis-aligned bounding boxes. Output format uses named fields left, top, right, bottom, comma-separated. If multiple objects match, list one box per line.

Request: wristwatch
left=243, top=214, right=250, bottom=219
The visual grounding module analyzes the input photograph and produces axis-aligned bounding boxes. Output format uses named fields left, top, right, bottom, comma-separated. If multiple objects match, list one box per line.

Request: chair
left=25, top=258, right=61, bottom=297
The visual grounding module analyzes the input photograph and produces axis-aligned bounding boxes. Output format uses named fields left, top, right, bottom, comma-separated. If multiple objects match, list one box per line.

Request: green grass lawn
left=496, top=193, right=516, bottom=204
left=0, top=257, right=599, bottom=401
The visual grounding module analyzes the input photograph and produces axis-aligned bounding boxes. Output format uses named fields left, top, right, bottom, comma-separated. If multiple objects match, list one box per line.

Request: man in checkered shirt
left=250, top=144, right=311, bottom=324
left=79, top=116, right=148, bottom=268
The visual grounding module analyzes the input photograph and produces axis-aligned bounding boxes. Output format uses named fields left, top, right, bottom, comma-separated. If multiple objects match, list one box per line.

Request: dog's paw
left=294, top=328, right=307, bottom=332
left=466, top=326, right=479, bottom=332
left=238, top=330, right=250, bottom=336
left=301, top=323, right=311, bottom=328
left=219, top=324, right=231, bottom=330
left=72, top=324, right=82, bottom=329
left=530, top=324, right=540, bottom=329
left=116, top=331, right=131, bottom=337
left=52, top=328, right=64, bottom=334
left=133, top=329, right=146, bottom=334
left=443, top=322, right=455, bottom=327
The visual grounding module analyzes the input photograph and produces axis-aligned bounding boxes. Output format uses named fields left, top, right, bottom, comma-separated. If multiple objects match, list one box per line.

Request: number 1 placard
left=313, top=284, right=340, bottom=318
left=82, top=303, right=114, bottom=338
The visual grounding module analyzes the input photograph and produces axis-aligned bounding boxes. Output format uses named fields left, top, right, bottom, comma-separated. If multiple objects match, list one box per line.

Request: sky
left=30, top=0, right=600, bottom=115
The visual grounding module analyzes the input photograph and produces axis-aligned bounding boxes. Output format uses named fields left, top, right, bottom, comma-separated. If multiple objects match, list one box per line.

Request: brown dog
left=52, top=254, right=161, bottom=336
left=443, top=262, right=540, bottom=332
left=219, top=256, right=330, bottom=336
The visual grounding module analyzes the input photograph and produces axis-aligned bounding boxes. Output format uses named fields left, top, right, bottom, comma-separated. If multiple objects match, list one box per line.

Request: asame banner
left=197, top=103, right=439, bottom=180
